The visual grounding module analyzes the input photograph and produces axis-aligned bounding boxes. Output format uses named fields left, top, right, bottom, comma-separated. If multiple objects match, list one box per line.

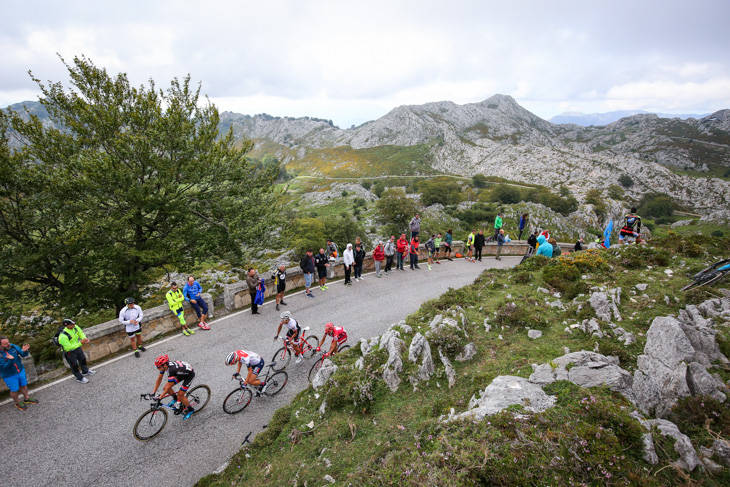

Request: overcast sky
left=2, top=0, right=728, bottom=127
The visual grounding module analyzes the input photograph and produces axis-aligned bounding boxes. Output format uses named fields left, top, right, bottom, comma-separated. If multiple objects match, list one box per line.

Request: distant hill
left=551, top=110, right=709, bottom=126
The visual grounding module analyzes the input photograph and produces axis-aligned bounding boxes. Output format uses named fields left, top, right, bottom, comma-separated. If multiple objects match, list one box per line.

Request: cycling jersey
left=284, top=317, right=302, bottom=344
left=234, top=350, right=261, bottom=367
left=329, top=326, right=348, bottom=344
left=621, top=213, right=642, bottom=235
left=163, top=360, right=194, bottom=381
left=284, top=317, right=299, bottom=332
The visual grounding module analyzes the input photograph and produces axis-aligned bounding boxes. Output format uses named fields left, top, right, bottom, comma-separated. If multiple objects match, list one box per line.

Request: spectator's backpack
left=53, top=326, right=71, bottom=347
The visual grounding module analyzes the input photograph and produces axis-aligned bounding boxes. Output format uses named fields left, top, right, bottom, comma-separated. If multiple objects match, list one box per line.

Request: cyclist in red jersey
left=225, top=350, right=268, bottom=395
left=151, top=355, right=196, bottom=417
left=316, top=322, right=348, bottom=357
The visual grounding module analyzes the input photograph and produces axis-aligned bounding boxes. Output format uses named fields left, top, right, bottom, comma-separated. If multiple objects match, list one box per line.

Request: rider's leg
left=246, top=368, right=262, bottom=387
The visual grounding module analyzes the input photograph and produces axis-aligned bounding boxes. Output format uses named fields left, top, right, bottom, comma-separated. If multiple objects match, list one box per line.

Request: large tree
left=0, top=56, right=279, bottom=313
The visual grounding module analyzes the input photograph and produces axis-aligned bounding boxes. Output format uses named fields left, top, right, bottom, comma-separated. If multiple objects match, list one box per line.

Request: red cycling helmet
left=154, top=355, right=169, bottom=367
left=325, top=322, right=334, bottom=335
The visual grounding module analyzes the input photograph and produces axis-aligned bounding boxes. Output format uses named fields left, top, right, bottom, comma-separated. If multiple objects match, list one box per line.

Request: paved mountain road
left=1, top=257, right=519, bottom=487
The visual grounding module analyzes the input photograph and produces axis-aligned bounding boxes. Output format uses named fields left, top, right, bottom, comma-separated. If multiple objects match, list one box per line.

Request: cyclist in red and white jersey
left=225, top=350, right=267, bottom=395
left=151, top=355, right=196, bottom=417
left=275, top=311, right=304, bottom=363
left=316, top=322, right=348, bottom=357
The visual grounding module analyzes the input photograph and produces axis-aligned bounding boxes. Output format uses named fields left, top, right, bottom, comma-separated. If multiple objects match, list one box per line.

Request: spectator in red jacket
left=409, top=236, right=421, bottom=270
left=396, top=234, right=408, bottom=271
left=373, top=242, right=385, bottom=277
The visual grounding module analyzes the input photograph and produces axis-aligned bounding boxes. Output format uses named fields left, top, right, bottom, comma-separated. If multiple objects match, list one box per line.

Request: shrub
left=655, top=233, right=704, bottom=257
left=519, top=255, right=551, bottom=271
left=491, top=184, right=521, bottom=204
left=711, top=230, right=725, bottom=238
left=638, top=193, right=675, bottom=218
left=670, top=396, right=730, bottom=443
left=341, top=190, right=348, bottom=197
left=514, top=271, right=532, bottom=283
left=428, top=324, right=468, bottom=360
left=617, top=245, right=670, bottom=268
left=618, top=174, right=634, bottom=188
left=494, top=301, right=548, bottom=328
left=373, top=181, right=385, bottom=198
left=361, top=180, right=372, bottom=190
left=542, top=263, right=580, bottom=292
left=419, top=177, right=462, bottom=206
left=471, top=174, right=488, bottom=188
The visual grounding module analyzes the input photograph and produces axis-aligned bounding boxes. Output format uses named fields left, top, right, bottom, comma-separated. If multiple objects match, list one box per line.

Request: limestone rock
left=448, top=376, right=556, bottom=421
left=439, top=349, right=456, bottom=388
left=589, top=291, right=621, bottom=322
left=312, top=360, right=338, bottom=390
left=408, top=333, right=435, bottom=383
left=649, top=418, right=702, bottom=471
left=636, top=283, right=648, bottom=291
left=713, top=439, right=730, bottom=467
left=455, top=342, right=477, bottom=362
left=643, top=316, right=696, bottom=367
left=687, top=362, right=726, bottom=402
left=528, top=329, right=542, bottom=339
left=641, top=433, right=659, bottom=465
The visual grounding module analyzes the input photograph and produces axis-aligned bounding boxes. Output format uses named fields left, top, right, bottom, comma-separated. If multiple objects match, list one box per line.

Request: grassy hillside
left=198, top=232, right=730, bottom=486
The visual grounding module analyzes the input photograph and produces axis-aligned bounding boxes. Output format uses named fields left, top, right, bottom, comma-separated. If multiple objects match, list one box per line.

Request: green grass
left=198, top=233, right=730, bottom=486
left=669, top=163, right=730, bottom=181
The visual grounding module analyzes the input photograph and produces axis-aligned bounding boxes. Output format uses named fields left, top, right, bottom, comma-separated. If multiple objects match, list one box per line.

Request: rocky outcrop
left=632, top=413, right=702, bottom=472
left=447, top=376, right=556, bottom=421
left=312, top=360, right=338, bottom=390
left=408, top=333, right=434, bottom=384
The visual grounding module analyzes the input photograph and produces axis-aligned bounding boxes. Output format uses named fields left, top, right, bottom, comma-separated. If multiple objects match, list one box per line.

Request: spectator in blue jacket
left=1, top=336, right=39, bottom=410
left=535, top=234, right=553, bottom=258
left=183, top=276, right=210, bottom=330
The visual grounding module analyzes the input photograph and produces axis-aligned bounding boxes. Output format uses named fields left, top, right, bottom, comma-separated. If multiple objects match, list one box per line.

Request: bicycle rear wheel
left=133, top=408, right=168, bottom=441
left=271, top=347, right=291, bottom=371
left=223, top=387, right=253, bottom=414
left=302, top=336, right=319, bottom=359
left=308, top=358, right=324, bottom=383
left=186, top=384, right=211, bottom=412
left=337, top=344, right=351, bottom=353
left=264, top=371, right=288, bottom=396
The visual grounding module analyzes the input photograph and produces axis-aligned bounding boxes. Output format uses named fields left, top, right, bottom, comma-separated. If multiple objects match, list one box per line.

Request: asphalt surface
left=1, top=257, right=519, bottom=487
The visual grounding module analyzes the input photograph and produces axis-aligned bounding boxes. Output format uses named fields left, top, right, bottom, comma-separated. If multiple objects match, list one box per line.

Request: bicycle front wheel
left=338, top=344, right=351, bottom=353
left=308, top=358, right=324, bottom=383
left=271, top=347, right=291, bottom=371
left=133, top=408, right=168, bottom=441
left=223, top=387, right=253, bottom=414
left=265, top=371, right=288, bottom=396
left=186, top=384, right=211, bottom=412
left=302, top=336, right=319, bottom=359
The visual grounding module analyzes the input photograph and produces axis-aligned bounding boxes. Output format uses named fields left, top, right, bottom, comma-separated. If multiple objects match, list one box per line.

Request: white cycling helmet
left=280, top=311, right=291, bottom=320
left=225, top=351, right=238, bottom=366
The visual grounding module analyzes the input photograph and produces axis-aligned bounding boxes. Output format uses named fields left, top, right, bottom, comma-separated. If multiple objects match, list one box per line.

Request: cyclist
left=275, top=311, right=304, bottom=363
left=225, top=350, right=268, bottom=396
left=316, top=322, right=348, bottom=357
left=619, top=208, right=642, bottom=244
left=151, top=355, right=196, bottom=419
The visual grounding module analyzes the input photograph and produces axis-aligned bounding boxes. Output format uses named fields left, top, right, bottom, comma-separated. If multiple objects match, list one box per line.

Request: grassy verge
left=198, top=233, right=730, bottom=486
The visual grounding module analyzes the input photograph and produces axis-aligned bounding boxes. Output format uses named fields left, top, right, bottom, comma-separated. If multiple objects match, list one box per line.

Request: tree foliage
left=618, top=174, right=634, bottom=188
left=0, top=56, right=279, bottom=313
left=471, top=174, right=488, bottom=188
left=492, top=184, right=522, bottom=204
left=418, top=177, right=461, bottom=206
left=374, top=188, right=419, bottom=236
left=638, top=193, right=675, bottom=218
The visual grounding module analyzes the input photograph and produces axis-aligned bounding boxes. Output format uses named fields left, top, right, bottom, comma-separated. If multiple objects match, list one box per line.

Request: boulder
left=713, top=439, right=730, bottom=467
left=312, top=360, right=338, bottom=390
left=439, top=349, right=456, bottom=388
left=528, top=330, right=542, bottom=339
left=633, top=357, right=690, bottom=418
left=589, top=291, right=621, bottom=322
left=448, top=376, right=556, bottom=421
left=687, top=362, right=727, bottom=402
left=649, top=418, right=702, bottom=471
left=643, top=316, right=696, bottom=367
left=635, top=283, right=648, bottom=291
left=455, top=342, right=477, bottom=362
left=408, top=333, right=435, bottom=383
left=383, top=368, right=401, bottom=392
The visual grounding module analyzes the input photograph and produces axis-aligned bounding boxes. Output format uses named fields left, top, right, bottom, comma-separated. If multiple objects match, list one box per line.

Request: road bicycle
left=222, top=363, right=288, bottom=414
left=270, top=327, right=319, bottom=371
left=681, top=258, right=730, bottom=292
left=308, top=343, right=351, bottom=383
left=133, top=384, right=211, bottom=441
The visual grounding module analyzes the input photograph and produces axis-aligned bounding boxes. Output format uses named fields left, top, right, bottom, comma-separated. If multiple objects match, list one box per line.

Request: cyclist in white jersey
left=225, top=350, right=267, bottom=395
left=274, top=311, right=304, bottom=363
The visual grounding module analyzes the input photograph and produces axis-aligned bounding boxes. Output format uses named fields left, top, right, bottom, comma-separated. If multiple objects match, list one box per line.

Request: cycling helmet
left=280, top=311, right=291, bottom=320
left=62, top=318, right=76, bottom=327
left=154, top=355, right=169, bottom=367
left=325, top=322, right=334, bottom=335
left=225, top=351, right=238, bottom=366
left=125, top=297, right=135, bottom=304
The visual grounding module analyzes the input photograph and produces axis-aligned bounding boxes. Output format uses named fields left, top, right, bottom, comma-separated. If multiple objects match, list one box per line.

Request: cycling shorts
left=335, top=332, right=348, bottom=345
left=168, top=371, right=195, bottom=391
left=286, top=325, right=302, bottom=344
left=249, top=358, right=264, bottom=375
left=277, top=283, right=286, bottom=293
left=126, top=326, right=142, bottom=337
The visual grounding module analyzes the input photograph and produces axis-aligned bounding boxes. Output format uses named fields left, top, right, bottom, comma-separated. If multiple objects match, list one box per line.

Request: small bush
left=428, top=324, right=467, bottom=360
left=341, top=190, right=348, bottom=197
left=361, top=181, right=372, bottom=190
left=617, top=245, right=670, bottom=268
left=519, top=255, right=550, bottom=271
left=618, top=174, right=634, bottom=188
left=655, top=233, right=704, bottom=257
left=542, top=263, right=580, bottom=292
left=494, top=301, right=548, bottom=328
left=711, top=230, right=725, bottom=238
left=514, top=271, right=532, bottom=283
left=670, top=395, right=730, bottom=443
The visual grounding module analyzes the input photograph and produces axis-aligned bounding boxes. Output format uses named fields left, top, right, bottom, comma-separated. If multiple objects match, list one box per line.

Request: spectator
left=574, top=238, right=584, bottom=252
left=343, top=243, right=354, bottom=285
left=326, top=239, right=338, bottom=279
left=384, top=236, right=396, bottom=274
left=273, top=264, right=288, bottom=311
left=409, top=213, right=421, bottom=239
left=465, top=229, right=475, bottom=263
left=492, top=213, right=503, bottom=241
left=1, top=336, right=38, bottom=410
left=299, top=249, right=316, bottom=298
left=183, top=276, right=210, bottom=330
left=527, top=230, right=538, bottom=251
left=409, top=235, right=421, bottom=270
left=354, top=237, right=365, bottom=279
left=474, top=229, right=485, bottom=262
left=425, top=234, right=436, bottom=270
left=518, top=213, right=529, bottom=240
left=166, top=282, right=195, bottom=336
left=536, top=235, right=553, bottom=258
left=619, top=207, right=642, bottom=245
left=540, top=228, right=550, bottom=240
left=58, top=319, right=96, bottom=384
left=433, top=233, right=442, bottom=265
left=549, top=238, right=562, bottom=257
left=315, top=247, right=330, bottom=290
left=246, top=268, right=262, bottom=314
left=353, top=243, right=366, bottom=281
left=373, top=242, right=385, bottom=277
left=118, top=297, right=146, bottom=358
left=444, top=229, right=453, bottom=260
left=496, top=228, right=506, bottom=261
left=396, top=234, right=408, bottom=271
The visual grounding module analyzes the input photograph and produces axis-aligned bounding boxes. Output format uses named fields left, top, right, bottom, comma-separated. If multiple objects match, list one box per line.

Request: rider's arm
left=275, top=323, right=283, bottom=338
left=235, top=362, right=242, bottom=376
left=152, top=374, right=163, bottom=395
left=329, top=340, right=338, bottom=355
left=317, top=335, right=326, bottom=348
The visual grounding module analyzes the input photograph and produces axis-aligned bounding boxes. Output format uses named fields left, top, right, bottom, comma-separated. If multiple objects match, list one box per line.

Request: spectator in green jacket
left=166, top=282, right=195, bottom=336
left=444, top=229, right=453, bottom=260
left=492, top=213, right=503, bottom=241
left=58, top=319, right=96, bottom=383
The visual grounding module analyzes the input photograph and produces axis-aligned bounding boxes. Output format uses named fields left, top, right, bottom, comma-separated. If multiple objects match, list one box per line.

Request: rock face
left=448, top=376, right=557, bottom=421
left=633, top=305, right=729, bottom=418
left=312, top=360, right=338, bottom=390
left=529, top=351, right=634, bottom=402
left=408, top=333, right=435, bottom=383
left=589, top=291, right=621, bottom=322
left=380, top=328, right=407, bottom=392
left=455, top=342, right=477, bottom=362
